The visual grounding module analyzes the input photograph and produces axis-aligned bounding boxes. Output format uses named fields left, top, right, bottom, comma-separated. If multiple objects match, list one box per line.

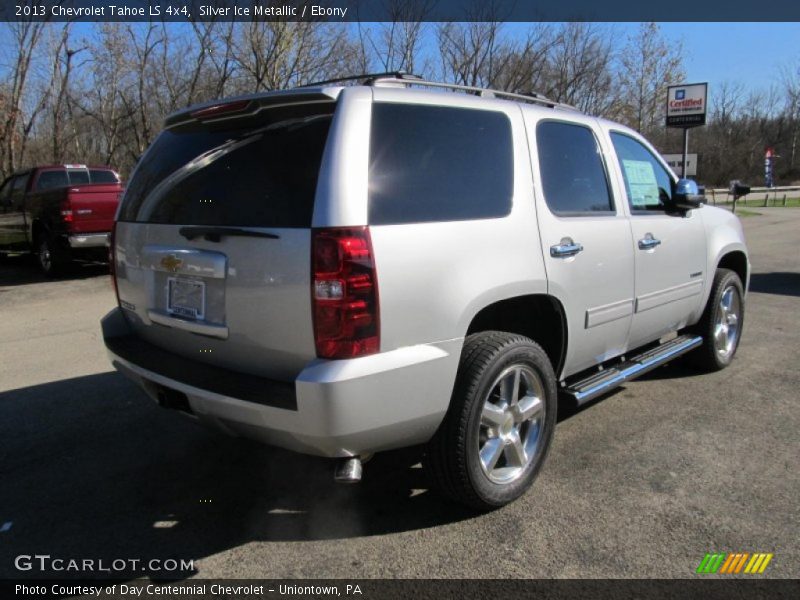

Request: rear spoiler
left=163, top=88, right=341, bottom=129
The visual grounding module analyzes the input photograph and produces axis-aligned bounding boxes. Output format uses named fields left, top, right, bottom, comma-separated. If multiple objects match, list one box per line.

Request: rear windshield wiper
left=178, top=226, right=280, bottom=242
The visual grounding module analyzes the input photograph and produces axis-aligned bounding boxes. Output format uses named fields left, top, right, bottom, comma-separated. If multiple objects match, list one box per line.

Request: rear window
left=119, top=104, right=334, bottom=227
left=35, top=169, right=109, bottom=190
left=368, top=103, right=513, bottom=225
left=67, top=170, right=90, bottom=185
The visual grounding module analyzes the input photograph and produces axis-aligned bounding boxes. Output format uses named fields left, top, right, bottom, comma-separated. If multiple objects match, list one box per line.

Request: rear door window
left=119, top=104, right=334, bottom=227
left=536, top=121, right=614, bottom=215
left=35, top=170, right=69, bottom=191
left=368, top=103, right=513, bottom=224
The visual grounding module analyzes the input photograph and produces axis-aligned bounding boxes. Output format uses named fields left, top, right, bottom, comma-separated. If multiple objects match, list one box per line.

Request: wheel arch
left=30, top=218, right=47, bottom=244
left=464, top=294, right=568, bottom=377
left=717, top=250, right=749, bottom=293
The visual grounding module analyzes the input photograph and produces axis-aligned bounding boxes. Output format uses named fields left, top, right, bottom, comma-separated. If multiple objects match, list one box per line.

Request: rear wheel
left=37, top=234, right=67, bottom=277
left=425, top=331, right=557, bottom=510
left=689, top=268, right=744, bottom=371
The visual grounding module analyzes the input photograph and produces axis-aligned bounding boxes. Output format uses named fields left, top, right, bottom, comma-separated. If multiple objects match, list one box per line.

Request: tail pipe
left=334, top=457, right=362, bottom=484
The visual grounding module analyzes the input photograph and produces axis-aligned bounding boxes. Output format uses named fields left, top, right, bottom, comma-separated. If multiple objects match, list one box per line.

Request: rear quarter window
left=368, top=103, right=513, bottom=225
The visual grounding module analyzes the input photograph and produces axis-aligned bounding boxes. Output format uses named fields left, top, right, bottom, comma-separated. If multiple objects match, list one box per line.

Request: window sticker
left=622, top=159, right=660, bottom=207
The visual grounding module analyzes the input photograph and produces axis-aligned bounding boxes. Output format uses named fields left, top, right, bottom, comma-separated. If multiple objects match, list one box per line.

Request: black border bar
left=3, top=579, right=800, bottom=600
left=2, top=0, right=800, bottom=22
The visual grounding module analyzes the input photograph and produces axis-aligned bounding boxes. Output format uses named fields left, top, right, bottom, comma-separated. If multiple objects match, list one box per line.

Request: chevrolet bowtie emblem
left=160, top=254, right=183, bottom=273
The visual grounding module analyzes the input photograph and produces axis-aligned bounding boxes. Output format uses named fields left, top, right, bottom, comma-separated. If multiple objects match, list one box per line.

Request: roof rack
left=301, top=71, right=417, bottom=88
left=302, top=72, right=577, bottom=111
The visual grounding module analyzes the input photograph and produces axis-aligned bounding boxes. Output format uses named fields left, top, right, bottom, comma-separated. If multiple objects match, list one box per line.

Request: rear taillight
left=59, top=199, right=73, bottom=223
left=312, top=227, right=380, bottom=359
left=191, top=100, right=250, bottom=120
left=109, top=220, right=120, bottom=306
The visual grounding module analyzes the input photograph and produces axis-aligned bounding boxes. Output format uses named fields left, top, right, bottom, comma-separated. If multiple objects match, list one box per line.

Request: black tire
left=425, top=331, right=557, bottom=510
left=688, top=268, right=745, bottom=371
left=37, top=234, right=68, bottom=277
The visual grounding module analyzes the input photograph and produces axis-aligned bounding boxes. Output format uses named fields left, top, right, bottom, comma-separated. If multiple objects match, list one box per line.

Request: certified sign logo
left=160, top=254, right=183, bottom=273
left=666, top=82, right=708, bottom=128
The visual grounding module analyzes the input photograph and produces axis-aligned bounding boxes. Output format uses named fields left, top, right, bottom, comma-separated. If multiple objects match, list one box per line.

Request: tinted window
left=36, top=170, right=69, bottom=191
left=536, top=121, right=613, bottom=214
left=68, top=170, right=91, bottom=185
left=120, top=105, right=334, bottom=227
left=369, top=103, right=513, bottom=224
left=610, top=132, right=673, bottom=211
left=89, top=169, right=119, bottom=183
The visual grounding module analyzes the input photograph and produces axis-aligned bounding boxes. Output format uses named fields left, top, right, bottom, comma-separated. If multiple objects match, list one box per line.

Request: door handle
left=550, top=238, right=584, bottom=258
left=638, top=233, right=661, bottom=250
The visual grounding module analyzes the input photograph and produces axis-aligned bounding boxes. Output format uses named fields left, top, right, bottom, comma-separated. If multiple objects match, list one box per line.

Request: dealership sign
left=666, top=83, right=708, bottom=128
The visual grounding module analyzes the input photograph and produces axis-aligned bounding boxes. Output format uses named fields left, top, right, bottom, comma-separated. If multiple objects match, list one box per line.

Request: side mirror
left=670, top=178, right=704, bottom=210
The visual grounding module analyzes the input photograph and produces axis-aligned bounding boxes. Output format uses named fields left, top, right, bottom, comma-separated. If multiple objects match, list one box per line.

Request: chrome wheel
left=714, top=285, right=741, bottom=359
left=39, top=239, right=52, bottom=272
left=478, top=364, right=546, bottom=485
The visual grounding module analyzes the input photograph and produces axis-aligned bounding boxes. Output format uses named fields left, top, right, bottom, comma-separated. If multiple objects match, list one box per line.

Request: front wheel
left=689, top=268, right=745, bottom=371
left=425, top=331, right=557, bottom=510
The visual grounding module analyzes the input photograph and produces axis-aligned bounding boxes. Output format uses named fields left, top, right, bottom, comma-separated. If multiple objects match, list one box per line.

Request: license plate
left=167, top=277, right=205, bottom=320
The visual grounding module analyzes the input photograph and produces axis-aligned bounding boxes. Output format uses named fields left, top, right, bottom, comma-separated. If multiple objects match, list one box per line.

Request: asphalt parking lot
left=1, top=208, right=798, bottom=580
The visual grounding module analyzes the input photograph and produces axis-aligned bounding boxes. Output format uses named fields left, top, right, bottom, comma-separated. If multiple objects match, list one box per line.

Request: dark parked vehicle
left=0, top=164, right=122, bottom=275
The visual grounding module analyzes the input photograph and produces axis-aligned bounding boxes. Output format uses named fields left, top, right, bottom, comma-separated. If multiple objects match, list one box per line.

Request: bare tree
left=357, top=0, right=433, bottom=75
left=489, top=24, right=556, bottom=95
left=72, top=23, right=133, bottom=167
left=121, top=24, right=163, bottom=160
left=45, top=24, right=88, bottom=162
left=231, top=22, right=360, bottom=92
left=437, top=21, right=505, bottom=88
left=543, top=23, right=617, bottom=115
left=189, top=20, right=237, bottom=100
left=0, top=17, right=48, bottom=178
left=617, top=22, right=685, bottom=136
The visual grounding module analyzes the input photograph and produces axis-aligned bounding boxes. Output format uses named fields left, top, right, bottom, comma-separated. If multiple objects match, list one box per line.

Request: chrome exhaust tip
left=334, top=457, right=362, bottom=484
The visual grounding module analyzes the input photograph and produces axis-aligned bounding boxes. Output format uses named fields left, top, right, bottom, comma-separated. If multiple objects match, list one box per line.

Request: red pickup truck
left=0, top=164, right=122, bottom=275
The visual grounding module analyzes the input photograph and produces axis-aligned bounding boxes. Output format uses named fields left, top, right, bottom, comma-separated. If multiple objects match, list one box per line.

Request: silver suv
left=102, top=74, right=749, bottom=509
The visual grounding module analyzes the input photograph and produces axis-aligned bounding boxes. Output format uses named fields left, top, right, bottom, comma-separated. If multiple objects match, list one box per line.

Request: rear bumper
left=101, top=307, right=461, bottom=457
left=68, top=232, right=109, bottom=248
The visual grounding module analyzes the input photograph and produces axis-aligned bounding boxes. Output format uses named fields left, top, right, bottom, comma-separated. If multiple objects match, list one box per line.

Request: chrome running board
left=563, top=335, right=703, bottom=406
